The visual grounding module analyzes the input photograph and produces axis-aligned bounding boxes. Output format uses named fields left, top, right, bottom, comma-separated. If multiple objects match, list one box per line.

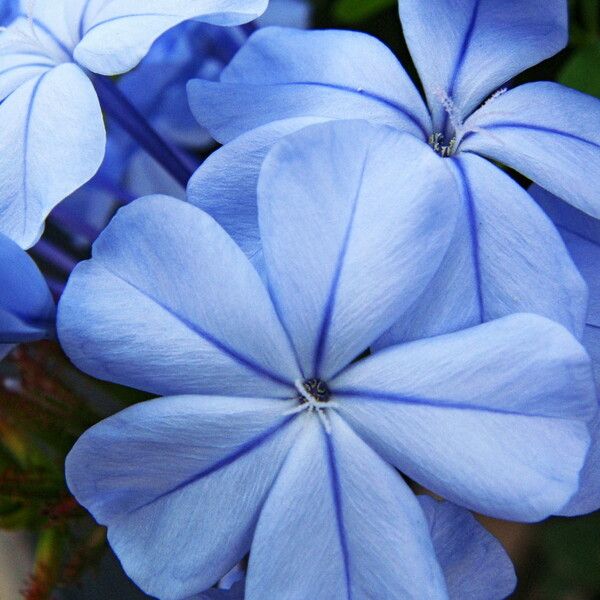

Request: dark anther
left=299, top=378, right=331, bottom=404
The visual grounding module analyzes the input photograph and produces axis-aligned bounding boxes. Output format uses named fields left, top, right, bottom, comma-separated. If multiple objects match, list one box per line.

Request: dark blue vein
left=28, top=17, right=73, bottom=59
left=130, top=414, right=297, bottom=514
left=333, top=388, right=573, bottom=420
left=451, top=158, right=484, bottom=322
left=0, top=62, right=52, bottom=79
left=283, top=81, right=429, bottom=141
left=78, top=0, right=94, bottom=39
left=313, top=154, right=368, bottom=377
left=440, top=0, right=481, bottom=137
left=588, top=323, right=600, bottom=330
left=22, top=72, right=49, bottom=238
left=100, top=264, right=294, bottom=389
left=324, top=431, right=352, bottom=599
left=477, top=122, right=600, bottom=151
left=84, top=12, right=181, bottom=36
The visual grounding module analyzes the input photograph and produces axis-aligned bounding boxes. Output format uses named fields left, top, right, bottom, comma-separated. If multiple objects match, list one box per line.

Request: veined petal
left=0, top=63, right=105, bottom=248
left=246, top=416, right=447, bottom=600
left=0, top=232, right=54, bottom=343
left=57, top=195, right=301, bottom=398
left=66, top=395, right=301, bottom=600
left=419, top=496, right=516, bottom=600
left=188, top=27, right=430, bottom=143
left=400, top=0, right=567, bottom=131
left=187, top=117, right=323, bottom=264
left=379, top=153, right=587, bottom=346
left=75, top=0, right=269, bottom=75
left=531, top=185, right=600, bottom=516
left=462, top=82, right=600, bottom=218
left=258, top=120, right=458, bottom=380
left=334, top=314, right=596, bottom=521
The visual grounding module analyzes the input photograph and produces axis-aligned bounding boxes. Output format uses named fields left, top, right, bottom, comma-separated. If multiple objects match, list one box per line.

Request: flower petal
left=246, top=415, right=447, bottom=600
left=530, top=185, right=600, bottom=516
left=258, top=120, right=458, bottom=379
left=57, top=195, right=301, bottom=397
left=419, top=496, right=516, bottom=600
left=462, top=82, right=600, bottom=218
left=74, top=0, right=268, bottom=75
left=333, top=314, right=596, bottom=521
left=66, top=395, right=301, bottom=599
left=187, top=27, right=430, bottom=143
left=0, top=233, right=54, bottom=343
left=187, top=117, right=322, bottom=264
left=0, top=63, right=105, bottom=248
left=379, top=153, right=587, bottom=347
left=400, top=0, right=567, bottom=130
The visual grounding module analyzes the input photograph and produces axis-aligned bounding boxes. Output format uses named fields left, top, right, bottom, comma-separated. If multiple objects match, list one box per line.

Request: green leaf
left=558, top=43, right=600, bottom=98
left=333, top=0, right=396, bottom=23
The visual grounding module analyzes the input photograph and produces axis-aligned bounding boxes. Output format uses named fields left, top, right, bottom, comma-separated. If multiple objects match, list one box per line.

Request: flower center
left=297, top=378, right=331, bottom=405
left=429, top=132, right=457, bottom=157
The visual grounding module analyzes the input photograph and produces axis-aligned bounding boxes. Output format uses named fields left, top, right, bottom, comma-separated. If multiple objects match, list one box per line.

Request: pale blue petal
left=0, top=63, right=105, bottom=248
left=127, top=150, right=185, bottom=199
left=419, top=496, right=516, bottom=600
left=75, top=0, right=269, bottom=75
left=530, top=185, right=600, bottom=516
left=187, top=117, right=321, bottom=263
left=462, top=82, right=600, bottom=218
left=246, top=416, right=447, bottom=600
left=400, top=0, right=567, bottom=130
left=57, top=195, right=301, bottom=397
left=378, top=153, right=587, bottom=347
left=258, top=0, right=311, bottom=28
left=187, top=27, right=430, bottom=143
left=258, top=121, right=458, bottom=379
left=334, top=314, right=596, bottom=521
left=0, top=232, right=54, bottom=343
left=66, top=395, right=301, bottom=600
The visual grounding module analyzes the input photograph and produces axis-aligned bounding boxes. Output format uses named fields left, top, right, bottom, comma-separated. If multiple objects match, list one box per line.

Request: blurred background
left=1, top=0, right=599, bottom=598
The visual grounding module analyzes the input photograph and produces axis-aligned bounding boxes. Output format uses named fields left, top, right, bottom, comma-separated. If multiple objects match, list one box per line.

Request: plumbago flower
left=0, top=0, right=268, bottom=248
left=187, top=0, right=599, bottom=343
left=530, top=185, right=600, bottom=517
left=58, top=122, right=595, bottom=599
left=0, top=232, right=54, bottom=359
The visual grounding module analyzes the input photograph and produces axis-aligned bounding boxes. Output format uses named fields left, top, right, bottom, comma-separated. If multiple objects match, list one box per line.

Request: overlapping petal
left=258, top=121, right=458, bottom=379
left=0, top=232, right=54, bottom=351
left=0, top=63, right=105, bottom=248
left=334, top=314, right=596, bottom=521
left=379, top=152, right=587, bottom=346
left=187, top=117, right=321, bottom=263
left=419, top=496, right=516, bottom=600
left=57, top=195, right=301, bottom=397
left=187, top=27, right=430, bottom=143
left=246, top=416, right=447, bottom=600
left=531, top=186, right=600, bottom=516
left=66, top=395, right=302, bottom=600
left=74, top=0, right=269, bottom=75
left=462, top=82, right=600, bottom=218
left=400, top=0, right=567, bottom=131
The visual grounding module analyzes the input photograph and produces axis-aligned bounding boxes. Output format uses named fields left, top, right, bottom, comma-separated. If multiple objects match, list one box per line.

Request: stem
left=92, top=75, right=197, bottom=188
left=32, top=240, right=78, bottom=274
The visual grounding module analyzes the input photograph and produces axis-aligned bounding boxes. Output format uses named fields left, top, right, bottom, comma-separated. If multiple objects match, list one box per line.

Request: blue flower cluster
left=0, top=0, right=599, bottom=598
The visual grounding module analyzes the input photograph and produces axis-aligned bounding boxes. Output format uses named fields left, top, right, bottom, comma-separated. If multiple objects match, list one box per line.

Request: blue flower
left=187, top=0, right=597, bottom=342
left=59, top=122, right=595, bottom=599
left=0, top=232, right=54, bottom=358
left=0, top=0, right=268, bottom=248
left=531, top=184, right=600, bottom=517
